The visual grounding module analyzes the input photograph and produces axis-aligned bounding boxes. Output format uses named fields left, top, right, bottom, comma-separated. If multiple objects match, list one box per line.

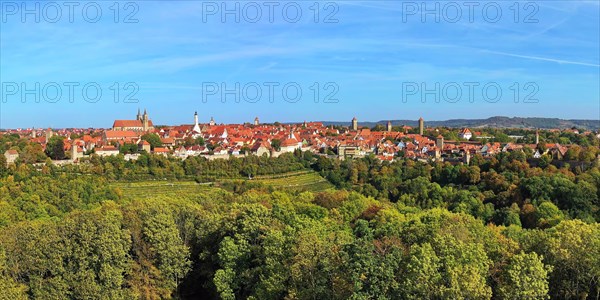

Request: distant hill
left=320, top=116, right=600, bottom=130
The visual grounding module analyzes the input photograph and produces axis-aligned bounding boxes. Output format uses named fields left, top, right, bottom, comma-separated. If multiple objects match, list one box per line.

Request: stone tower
left=352, top=117, right=358, bottom=131
left=387, top=121, right=392, bottom=132
left=142, top=109, right=149, bottom=131
left=436, top=135, right=444, bottom=149
left=45, top=128, right=53, bottom=144
left=535, top=129, right=540, bottom=145
left=418, top=117, right=424, bottom=135
left=254, top=117, right=259, bottom=126
left=137, top=108, right=142, bottom=121
left=209, top=117, right=216, bottom=126
left=71, top=145, right=78, bottom=162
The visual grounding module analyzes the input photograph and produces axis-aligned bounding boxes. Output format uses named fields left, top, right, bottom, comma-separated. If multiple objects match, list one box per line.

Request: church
left=112, top=109, right=155, bottom=132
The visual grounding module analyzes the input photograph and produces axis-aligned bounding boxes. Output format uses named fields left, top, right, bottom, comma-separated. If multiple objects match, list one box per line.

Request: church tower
left=143, top=109, right=149, bottom=131
left=193, top=111, right=201, bottom=133
left=209, top=117, right=216, bottom=126
left=254, top=117, right=259, bottom=126
left=137, top=108, right=142, bottom=121
left=535, top=129, right=540, bottom=145
left=352, top=117, right=358, bottom=131
left=387, top=121, right=392, bottom=132
left=418, top=117, right=424, bottom=135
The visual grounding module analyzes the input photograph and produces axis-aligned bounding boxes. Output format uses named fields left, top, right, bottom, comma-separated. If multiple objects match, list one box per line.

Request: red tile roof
left=105, top=130, right=139, bottom=139
left=113, top=120, right=154, bottom=128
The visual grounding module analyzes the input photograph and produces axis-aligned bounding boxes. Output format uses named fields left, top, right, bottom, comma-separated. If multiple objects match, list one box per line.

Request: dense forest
left=1, top=149, right=599, bottom=299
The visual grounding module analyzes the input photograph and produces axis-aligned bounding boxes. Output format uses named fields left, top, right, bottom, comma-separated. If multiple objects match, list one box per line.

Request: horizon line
left=2, top=115, right=599, bottom=130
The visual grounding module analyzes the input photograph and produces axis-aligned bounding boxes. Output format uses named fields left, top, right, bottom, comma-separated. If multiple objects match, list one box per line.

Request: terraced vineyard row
left=112, top=171, right=333, bottom=197
left=112, top=181, right=214, bottom=199
left=254, top=172, right=334, bottom=191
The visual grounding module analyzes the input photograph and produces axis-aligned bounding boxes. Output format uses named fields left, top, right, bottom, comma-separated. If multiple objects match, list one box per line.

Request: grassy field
left=112, top=171, right=333, bottom=198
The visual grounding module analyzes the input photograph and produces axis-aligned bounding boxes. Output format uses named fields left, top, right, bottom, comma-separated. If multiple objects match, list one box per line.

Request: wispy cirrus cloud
left=482, top=50, right=600, bottom=67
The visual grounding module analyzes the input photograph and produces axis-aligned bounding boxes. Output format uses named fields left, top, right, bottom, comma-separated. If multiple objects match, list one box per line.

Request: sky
left=0, top=0, right=599, bottom=128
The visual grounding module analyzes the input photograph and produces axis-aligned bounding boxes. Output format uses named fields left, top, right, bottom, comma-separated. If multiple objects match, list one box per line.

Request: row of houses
left=2, top=112, right=597, bottom=165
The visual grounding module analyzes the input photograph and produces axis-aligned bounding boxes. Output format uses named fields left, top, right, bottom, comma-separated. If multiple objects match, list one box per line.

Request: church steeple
left=137, top=108, right=142, bottom=121
left=142, top=109, right=149, bottom=131
left=192, top=111, right=201, bottom=133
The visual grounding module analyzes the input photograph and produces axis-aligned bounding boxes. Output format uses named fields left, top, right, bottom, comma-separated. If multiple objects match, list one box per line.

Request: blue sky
left=1, top=0, right=599, bottom=128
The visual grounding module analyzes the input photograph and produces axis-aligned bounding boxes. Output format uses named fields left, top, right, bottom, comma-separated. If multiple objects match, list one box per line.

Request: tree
left=543, top=220, right=600, bottom=299
left=538, top=154, right=552, bottom=168
left=0, top=154, right=7, bottom=176
left=579, top=146, right=598, bottom=162
left=141, top=133, right=162, bottom=150
left=183, top=136, right=205, bottom=147
left=498, top=252, right=551, bottom=299
left=62, top=206, right=132, bottom=299
left=537, top=143, right=547, bottom=154
left=535, top=201, right=564, bottom=228
left=289, top=225, right=350, bottom=299
left=45, top=136, right=65, bottom=160
left=119, top=143, right=138, bottom=154
left=371, top=124, right=386, bottom=131
left=20, top=144, right=47, bottom=164
left=69, top=133, right=82, bottom=140
left=345, top=220, right=404, bottom=299
left=0, top=249, right=28, bottom=300
left=402, top=243, right=442, bottom=299
left=126, top=201, right=191, bottom=298
left=565, top=145, right=582, bottom=161
left=271, top=139, right=281, bottom=151
left=142, top=211, right=191, bottom=291
left=432, top=235, right=493, bottom=299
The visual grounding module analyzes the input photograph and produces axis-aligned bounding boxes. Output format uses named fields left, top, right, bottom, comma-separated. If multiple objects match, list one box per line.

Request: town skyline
left=4, top=106, right=594, bottom=167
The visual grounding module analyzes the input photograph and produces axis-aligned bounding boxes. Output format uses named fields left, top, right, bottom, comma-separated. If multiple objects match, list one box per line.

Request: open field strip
left=111, top=170, right=334, bottom=197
